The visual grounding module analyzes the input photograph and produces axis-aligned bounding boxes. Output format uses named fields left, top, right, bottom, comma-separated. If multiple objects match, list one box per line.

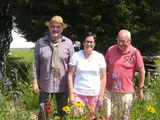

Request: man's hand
left=137, top=66, right=145, bottom=100
left=33, top=79, right=39, bottom=93
left=137, top=88, right=143, bottom=100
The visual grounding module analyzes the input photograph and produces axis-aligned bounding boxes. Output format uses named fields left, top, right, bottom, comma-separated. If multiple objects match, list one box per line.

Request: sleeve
left=32, top=41, right=40, bottom=79
left=68, top=40, right=75, bottom=60
left=99, top=54, right=107, bottom=68
left=69, top=52, right=77, bottom=66
left=105, top=48, right=110, bottom=64
left=135, top=50, right=144, bottom=69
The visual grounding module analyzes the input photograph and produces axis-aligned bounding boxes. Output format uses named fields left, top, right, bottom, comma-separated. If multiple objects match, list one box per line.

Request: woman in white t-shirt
left=68, top=32, right=106, bottom=112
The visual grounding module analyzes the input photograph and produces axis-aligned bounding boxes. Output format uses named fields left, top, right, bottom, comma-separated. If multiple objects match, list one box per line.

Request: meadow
left=0, top=49, right=160, bottom=120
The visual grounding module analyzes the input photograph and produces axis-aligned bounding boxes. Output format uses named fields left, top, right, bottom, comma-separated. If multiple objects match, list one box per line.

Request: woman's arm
left=99, top=67, right=107, bottom=101
left=68, top=65, right=76, bottom=103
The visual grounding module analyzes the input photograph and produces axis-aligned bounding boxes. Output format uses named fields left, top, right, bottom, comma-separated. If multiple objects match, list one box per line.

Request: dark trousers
left=38, top=90, right=68, bottom=120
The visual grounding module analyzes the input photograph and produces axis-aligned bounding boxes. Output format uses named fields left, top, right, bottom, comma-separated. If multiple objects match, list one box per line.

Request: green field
left=155, top=59, right=160, bottom=65
left=9, top=49, right=33, bottom=63
left=9, top=49, right=160, bottom=65
left=1, top=49, right=160, bottom=119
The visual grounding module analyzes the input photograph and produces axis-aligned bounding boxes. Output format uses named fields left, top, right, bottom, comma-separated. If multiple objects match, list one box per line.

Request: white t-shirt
left=69, top=50, right=106, bottom=96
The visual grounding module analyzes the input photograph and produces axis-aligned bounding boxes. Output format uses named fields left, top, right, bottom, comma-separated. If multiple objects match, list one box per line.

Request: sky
left=10, top=30, right=35, bottom=48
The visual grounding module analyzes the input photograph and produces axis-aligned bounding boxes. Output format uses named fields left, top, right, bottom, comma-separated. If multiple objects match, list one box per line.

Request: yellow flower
left=62, top=106, right=70, bottom=112
left=147, top=105, right=152, bottom=111
left=75, top=101, right=84, bottom=108
left=81, top=115, right=88, bottom=120
left=150, top=107, right=156, bottom=113
left=146, top=105, right=156, bottom=113
left=88, top=105, right=92, bottom=111
left=53, top=116, right=60, bottom=120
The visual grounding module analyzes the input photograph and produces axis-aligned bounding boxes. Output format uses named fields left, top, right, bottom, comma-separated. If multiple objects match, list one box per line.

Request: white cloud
left=10, top=30, right=35, bottom=48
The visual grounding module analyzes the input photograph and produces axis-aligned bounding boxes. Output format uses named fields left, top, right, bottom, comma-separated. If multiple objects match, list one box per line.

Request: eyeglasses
left=116, top=39, right=129, bottom=43
left=85, top=41, right=95, bottom=44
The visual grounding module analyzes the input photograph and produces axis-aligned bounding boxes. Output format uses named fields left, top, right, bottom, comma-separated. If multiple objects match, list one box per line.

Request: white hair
left=125, top=30, right=131, bottom=40
left=119, top=29, right=131, bottom=40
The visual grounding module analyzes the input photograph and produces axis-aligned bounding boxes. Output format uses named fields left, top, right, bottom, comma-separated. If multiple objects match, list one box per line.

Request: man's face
left=117, top=34, right=131, bottom=52
left=83, top=36, right=95, bottom=51
left=48, top=22, right=63, bottom=39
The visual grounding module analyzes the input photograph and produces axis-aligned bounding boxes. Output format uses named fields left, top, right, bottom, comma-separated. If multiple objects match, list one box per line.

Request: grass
left=9, top=49, right=33, bottom=63
left=3, top=50, right=160, bottom=120
left=6, top=49, right=58, bottom=119
left=155, top=59, right=160, bottom=72
left=0, top=91, right=33, bottom=120
left=155, top=60, right=160, bottom=65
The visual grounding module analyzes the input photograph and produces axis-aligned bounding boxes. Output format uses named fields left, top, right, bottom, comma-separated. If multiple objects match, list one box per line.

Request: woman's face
left=83, top=36, right=95, bottom=52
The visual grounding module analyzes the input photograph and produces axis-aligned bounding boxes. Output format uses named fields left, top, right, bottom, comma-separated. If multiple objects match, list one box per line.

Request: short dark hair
left=83, top=32, right=97, bottom=42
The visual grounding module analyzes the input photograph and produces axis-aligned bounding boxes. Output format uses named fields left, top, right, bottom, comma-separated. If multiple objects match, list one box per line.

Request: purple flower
left=40, top=102, right=45, bottom=116
left=12, top=93, right=18, bottom=101
left=117, top=80, right=122, bottom=89
left=3, top=55, right=6, bottom=64
left=6, top=78, right=12, bottom=87
left=0, top=72, right=2, bottom=81
left=98, top=100, right=102, bottom=107
left=112, top=71, right=118, bottom=80
left=1, top=62, right=4, bottom=73
left=128, top=103, right=132, bottom=113
left=113, top=81, right=122, bottom=91
left=145, top=91, right=150, bottom=101
left=124, top=115, right=129, bottom=120
left=84, top=96, right=88, bottom=108
left=40, top=102, right=45, bottom=108
left=133, top=94, right=137, bottom=100
left=113, top=83, right=118, bottom=91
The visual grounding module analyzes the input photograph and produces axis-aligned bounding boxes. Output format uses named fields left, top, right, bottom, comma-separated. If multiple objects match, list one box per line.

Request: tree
left=0, top=0, right=13, bottom=66
left=12, top=0, right=160, bottom=55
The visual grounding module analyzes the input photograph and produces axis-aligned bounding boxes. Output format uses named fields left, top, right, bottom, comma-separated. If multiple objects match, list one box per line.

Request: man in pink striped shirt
left=104, top=29, right=145, bottom=120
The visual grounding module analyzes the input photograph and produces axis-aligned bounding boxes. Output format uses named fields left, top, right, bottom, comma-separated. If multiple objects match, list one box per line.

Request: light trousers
left=103, top=90, right=133, bottom=120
